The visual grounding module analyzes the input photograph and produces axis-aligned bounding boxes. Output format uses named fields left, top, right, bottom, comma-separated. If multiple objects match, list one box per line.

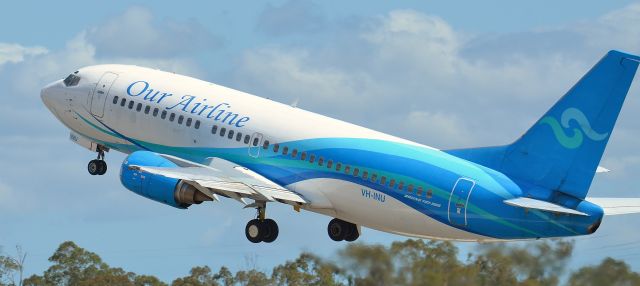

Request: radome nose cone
left=40, top=80, right=59, bottom=110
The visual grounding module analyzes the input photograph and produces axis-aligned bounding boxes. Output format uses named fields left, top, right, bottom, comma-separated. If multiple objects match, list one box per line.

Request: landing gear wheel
left=88, top=160, right=101, bottom=175
left=345, top=225, right=360, bottom=242
left=262, top=219, right=279, bottom=243
left=328, top=218, right=359, bottom=242
left=245, top=219, right=264, bottom=243
left=97, top=160, right=107, bottom=175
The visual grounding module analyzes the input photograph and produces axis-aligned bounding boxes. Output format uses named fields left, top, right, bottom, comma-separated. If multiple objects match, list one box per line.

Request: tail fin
left=450, top=50, right=640, bottom=199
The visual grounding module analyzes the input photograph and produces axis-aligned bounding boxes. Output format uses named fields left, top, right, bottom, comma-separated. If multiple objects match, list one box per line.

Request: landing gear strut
left=245, top=203, right=279, bottom=243
left=328, top=218, right=359, bottom=242
left=88, top=145, right=107, bottom=176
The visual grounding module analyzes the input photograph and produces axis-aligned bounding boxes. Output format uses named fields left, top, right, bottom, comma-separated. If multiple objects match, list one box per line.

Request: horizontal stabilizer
left=586, top=197, right=640, bottom=215
left=504, top=197, right=589, bottom=216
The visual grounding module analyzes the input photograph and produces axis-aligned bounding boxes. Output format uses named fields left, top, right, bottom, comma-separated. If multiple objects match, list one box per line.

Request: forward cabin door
left=90, top=72, right=118, bottom=118
left=448, top=178, right=476, bottom=226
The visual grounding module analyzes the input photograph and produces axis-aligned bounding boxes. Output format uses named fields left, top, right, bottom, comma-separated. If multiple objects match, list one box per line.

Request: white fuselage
left=41, top=64, right=490, bottom=241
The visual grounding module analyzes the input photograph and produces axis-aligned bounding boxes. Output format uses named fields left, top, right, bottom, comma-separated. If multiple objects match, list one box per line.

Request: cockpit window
left=63, top=72, right=81, bottom=87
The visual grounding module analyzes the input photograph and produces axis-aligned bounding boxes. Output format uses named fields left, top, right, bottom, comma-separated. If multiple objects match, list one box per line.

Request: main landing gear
left=245, top=203, right=279, bottom=243
left=88, top=145, right=107, bottom=176
left=328, top=218, right=360, bottom=242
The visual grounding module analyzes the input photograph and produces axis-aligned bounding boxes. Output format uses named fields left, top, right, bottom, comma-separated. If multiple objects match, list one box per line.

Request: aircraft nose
left=40, top=80, right=61, bottom=110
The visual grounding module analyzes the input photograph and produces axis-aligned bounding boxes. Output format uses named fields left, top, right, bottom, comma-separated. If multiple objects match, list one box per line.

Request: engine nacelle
left=120, top=151, right=212, bottom=209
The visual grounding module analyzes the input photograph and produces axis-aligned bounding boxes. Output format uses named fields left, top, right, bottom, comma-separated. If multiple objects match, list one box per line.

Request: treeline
left=1, top=239, right=639, bottom=286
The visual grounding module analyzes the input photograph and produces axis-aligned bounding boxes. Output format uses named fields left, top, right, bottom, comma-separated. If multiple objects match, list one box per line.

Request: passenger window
left=344, top=166, right=351, bottom=174
left=244, top=135, right=250, bottom=144
left=309, top=154, right=315, bottom=163
left=417, top=186, right=423, bottom=196
left=253, top=137, right=259, bottom=146
left=336, top=163, right=342, bottom=171
left=120, top=98, right=126, bottom=107
left=318, top=157, right=324, bottom=166
left=211, top=125, right=218, bottom=134
left=327, top=160, right=333, bottom=168
left=380, top=176, right=387, bottom=185
left=408, top=185, right=414, bottom=193
left=301, top=152, right=307, bottom=160
left=112, top=96, right=119, bottom=104
left=169, top=113, right=175, bottom=122
left=128, top=101, right=134, bottom=109
left=398, top=182, right=404, bottom=190
left=178, top=115, right=184, bottom=124
left=237, top=132, right=243, bottom=142
left=262, top=140, right=269, bottom=148
left=144, top=105, right=150, bottom=114
left=427, top=189, right=433, bottom=199
left=153, top=108, right=159, bottom=117
left=353, top=168, right=359, bottom=176
left=291, top=149, right=298, bottom=158
left=220, top=127, right=226, bottom=136
left=186, top=118, right=192, bottom=127
left=282, top=146, right=288, bottom=155
left=161, top=110, right=167, bottom=119
left=273, top=144, right=280, bottom=152
left=136, top=103, right=142, bottom=112
left=362, top=171, right=368, bottom=180
left=195, top=120, right=200, bottom=129
left=228, top=129, right=234, bottom=139
left=390, top=179, right=396, bottom=188
left=371, top=174, right=377, bottom=182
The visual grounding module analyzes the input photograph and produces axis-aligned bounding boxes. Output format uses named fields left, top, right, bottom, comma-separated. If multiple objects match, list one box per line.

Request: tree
left=22, top=241, right=166, bottom=286
left=569, top=258, right=640, bottom=286
left=271, top=252, right=346, bottom=286
left=473, top=239, right=573, bottom=286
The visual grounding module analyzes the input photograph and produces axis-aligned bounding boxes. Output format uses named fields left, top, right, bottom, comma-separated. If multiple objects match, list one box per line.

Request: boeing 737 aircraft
left=41, top=50, right=640, bottom=243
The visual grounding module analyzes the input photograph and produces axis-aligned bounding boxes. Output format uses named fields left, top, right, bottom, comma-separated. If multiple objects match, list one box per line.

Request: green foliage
left=9, top=238, right=640, bottom=286
left=21, top=241, right=167, bottom=286
left=568, top=258, right=640, bottom=286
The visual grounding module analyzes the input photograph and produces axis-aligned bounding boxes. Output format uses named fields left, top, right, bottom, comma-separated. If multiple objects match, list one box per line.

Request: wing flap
left=504, top=197, right=589, bottom=216
left=586, top=198, right=640, bottom=215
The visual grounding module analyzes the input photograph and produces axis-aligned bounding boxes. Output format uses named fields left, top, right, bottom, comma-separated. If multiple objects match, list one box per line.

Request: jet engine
left=120, top=151, right=212, bottom=208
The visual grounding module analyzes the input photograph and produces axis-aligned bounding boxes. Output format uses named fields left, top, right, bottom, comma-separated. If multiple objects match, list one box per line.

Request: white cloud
left=257, top=0, right=326, bottom=36
left=0, top=43, right=48, bottom=66
left=86, top=6, right=222, bottom=58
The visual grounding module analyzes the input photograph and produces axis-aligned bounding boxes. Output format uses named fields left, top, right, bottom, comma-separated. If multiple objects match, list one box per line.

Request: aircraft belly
left=290, top=178, right=491, bottom=241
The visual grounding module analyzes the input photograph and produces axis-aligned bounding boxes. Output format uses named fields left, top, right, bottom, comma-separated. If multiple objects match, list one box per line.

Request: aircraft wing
left=128, top=153, right=306, bottom=206
left=586, top=198, right=640, bottom=215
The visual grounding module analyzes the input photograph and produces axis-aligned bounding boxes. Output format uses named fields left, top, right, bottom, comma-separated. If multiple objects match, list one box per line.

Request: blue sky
left=2, top=0, right=640, bottom=282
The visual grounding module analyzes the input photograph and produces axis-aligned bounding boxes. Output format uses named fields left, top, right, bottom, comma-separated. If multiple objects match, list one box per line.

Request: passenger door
left=91, top=72, right=118, bottom=118
left=448, top=178, right=476, bottom=226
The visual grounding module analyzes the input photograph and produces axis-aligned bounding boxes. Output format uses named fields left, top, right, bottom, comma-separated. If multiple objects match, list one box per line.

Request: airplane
left=40, top=50, right=640, bottom=243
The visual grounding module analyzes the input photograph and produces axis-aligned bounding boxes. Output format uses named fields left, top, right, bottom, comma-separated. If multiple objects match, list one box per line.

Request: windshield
left=63, top=72, right=81, bottom=87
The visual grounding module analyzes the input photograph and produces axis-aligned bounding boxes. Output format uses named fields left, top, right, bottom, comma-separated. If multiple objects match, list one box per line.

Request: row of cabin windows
left=258, top=138, right=434, bottom=199
left=210, top=125, right=259, bottom=146
left=113, top=96, right=201, bottom=129
left=112, top=95, right=433, bottom=199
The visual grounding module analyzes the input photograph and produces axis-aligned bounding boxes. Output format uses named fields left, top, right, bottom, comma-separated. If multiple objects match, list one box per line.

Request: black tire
left=97, top=160, right=107, bottom=175
left=328, top=218, right=347, bottom=241
left=262, top=219, right=279, bottom=243
left=344, top=223, right=359, bottom=242
left=245, top=219, right=263, bottom=243
left=87, top=160, right=100, bottom=175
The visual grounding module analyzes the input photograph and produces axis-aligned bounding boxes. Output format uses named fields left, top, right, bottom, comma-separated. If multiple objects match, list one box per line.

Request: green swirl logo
left=538, top=108, right=609, bottom=149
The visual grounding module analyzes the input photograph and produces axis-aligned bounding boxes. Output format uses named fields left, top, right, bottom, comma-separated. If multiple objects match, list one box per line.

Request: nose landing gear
left=88, top=145, right=107, bottom=176
left=245, top=203, right=279, bottom=243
